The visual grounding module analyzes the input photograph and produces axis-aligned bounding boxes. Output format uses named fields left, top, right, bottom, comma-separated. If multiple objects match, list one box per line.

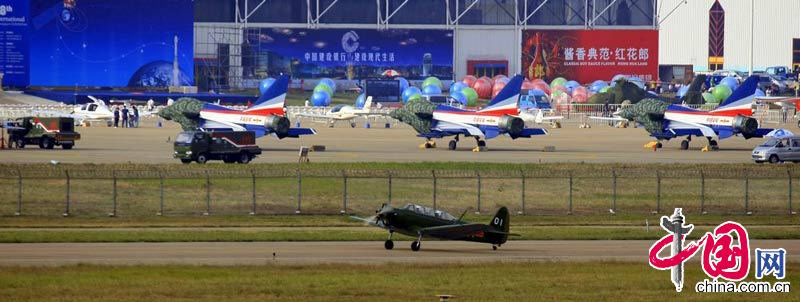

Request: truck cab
left=173, top=130, right=262, bottom=164
left=8, top=117, right=81, bottom=149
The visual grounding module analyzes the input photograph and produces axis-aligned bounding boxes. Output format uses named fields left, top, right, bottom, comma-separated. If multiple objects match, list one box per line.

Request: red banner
left=521, top=29, right=658, bottom=84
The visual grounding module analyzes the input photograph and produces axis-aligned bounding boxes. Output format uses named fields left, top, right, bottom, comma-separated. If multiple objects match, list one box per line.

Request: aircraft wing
left=418, top=223, right=520, bottom=240
left=433, top=120, right=484, bottom=137
left=588, top=116, right=628, bottom=122
left=294, top=112, right=333, bottom=119
left=280, top=127, right=317, bottom=138
left=507, top=128, right=548, bottom=139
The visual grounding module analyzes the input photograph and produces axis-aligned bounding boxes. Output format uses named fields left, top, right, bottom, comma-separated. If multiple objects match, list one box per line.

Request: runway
left=1, top=240, right=798, bottom=266
left=0, top=117, right=788, bottom=164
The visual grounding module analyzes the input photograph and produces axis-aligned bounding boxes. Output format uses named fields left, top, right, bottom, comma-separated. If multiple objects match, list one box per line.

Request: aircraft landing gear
left=448, top=135, right=459, bottom=150
left=703, top=137, right=719, bottom=151
left=472, top=137, right=487, bottom=152
left=492, top=245, right=498, bottom=251
left=411, top=233, right=422, bottom=251
left=419, top=140, right=436, bottom=149
left=385, top=231, right=394, bottom=250
left=680, top=140, right=689, bottom=150
left=350, top=122, right=356, bottom=128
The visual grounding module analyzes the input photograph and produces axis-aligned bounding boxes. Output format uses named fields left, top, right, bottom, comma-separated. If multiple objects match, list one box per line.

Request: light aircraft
left=590, top=76, right=773, bottom=150
left=294, top=96, right=376, bottom=128
left=352, top=204, right=517, bottom=251
left=158, top=75, right=316, bottom=139
left=519, top=108, right=564, bottom=126
left=390, top=75, right=548, bottom=151
left=71, top=96, right=115, bottom=126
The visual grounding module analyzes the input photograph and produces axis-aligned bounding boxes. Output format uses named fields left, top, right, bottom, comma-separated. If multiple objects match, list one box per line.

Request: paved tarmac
left=0, top=117, right=788, bottom=164
left=0, top=240, right=797, bottom=266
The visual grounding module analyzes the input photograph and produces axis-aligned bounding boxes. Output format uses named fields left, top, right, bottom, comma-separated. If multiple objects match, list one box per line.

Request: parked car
left=754, top=73, right=788, bottom=94
left=752, top=136, right=800, bottom=163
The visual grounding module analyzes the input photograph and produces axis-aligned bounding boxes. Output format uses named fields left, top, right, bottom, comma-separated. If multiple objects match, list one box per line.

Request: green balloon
left=550, top=77, right=567, bottom=89
left=599, top=86, right=611, bottom=93
left=313, top=84, right=333, bottom=96
left=711, top=85, right=732, bottom=102
left=702, top=92, right=719, bottom=103
left=407, top=93, right=422, bottom=101
left=422, top=77, right=442, bottom=89
left=461, top=87, right=478, bottom=106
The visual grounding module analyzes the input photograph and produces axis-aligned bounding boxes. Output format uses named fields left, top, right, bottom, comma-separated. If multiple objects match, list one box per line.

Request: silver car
left=752, top=136, right=800, bottom=163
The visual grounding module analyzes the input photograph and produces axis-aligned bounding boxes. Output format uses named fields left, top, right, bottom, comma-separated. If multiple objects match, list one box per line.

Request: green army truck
left=174, top=130, right=262, bottom=164
left=8, top=117, right=81, bottom=149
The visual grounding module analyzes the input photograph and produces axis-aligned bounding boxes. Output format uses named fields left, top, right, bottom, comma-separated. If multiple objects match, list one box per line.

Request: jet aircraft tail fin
left=490, top=207, right=510, bottom=233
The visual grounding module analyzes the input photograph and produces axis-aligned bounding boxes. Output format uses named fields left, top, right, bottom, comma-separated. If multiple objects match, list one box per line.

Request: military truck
left=173, top=130, right=261, bottom=164
left=8, top=117, right=81, bottom=149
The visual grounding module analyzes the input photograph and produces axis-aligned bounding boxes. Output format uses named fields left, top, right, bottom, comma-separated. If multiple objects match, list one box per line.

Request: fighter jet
left=352, top=204, right=517, bottom=251
left=158, top=75, right=315, bottom=139
left=590, top=76, right=773, bottom=150
left=294, top=96, right=377, bottom=128
left=390, top=75, right=548, bottom=151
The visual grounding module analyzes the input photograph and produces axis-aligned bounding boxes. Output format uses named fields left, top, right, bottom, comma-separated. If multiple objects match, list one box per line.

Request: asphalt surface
left=0, top=117, right=790, bottom=164
left=1, top=240, right=797, bottom=266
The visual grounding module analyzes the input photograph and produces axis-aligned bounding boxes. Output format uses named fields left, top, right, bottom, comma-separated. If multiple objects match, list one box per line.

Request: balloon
left=711, top=84, right=733, bottom=102
left=479, top=76, right=493, bottom=86
left=532, top=82, right=551, bottom=95
left=521, top=80, right=537, bottom=90
left=422, top=85, right=442, bottom=96
left=720, top=76, right=738, bottom=90
left=491, top=81, right=507, bottom=98
left=313, top=84, right=333, bottom=96
left=407, top=93, right=422, bottom=102
left=310, top=90, right=331, bottom=106
left=319, top=78, right=336, bottom=92
left=494, top=77, right=510, bottom=85
left=532, top=78, right=547, bottom=85
left=550, top=77, right=567, bottom=89
left=396, top=77, right=409, bottom=93
left=551, top=84, right=568, bottom=95
left=259, top=78, right=276, bottom=95
left=589, top=80, right=608, bottom=93
left=676, top=85, right=690, bottom=98
left=450, top=91, right=468, bottom=105
left=472, top=78, right=493, bottom=99
left=462, top=75, right=478, bottom=88
left=450, top=82, right=467, bottom=93
left=402, top=86, right=423, bottom=103
left=572, top=93, right=588, bottom=103
left=355, top=93, right=366, bottom=108
left=528, top=89, right=546, bottom=97
left=573, top=86, right=588, bottom=96
left=628, top=77, right=645, bottom=89
left=702, top=92, right=719, bottom=103
left=599, top=86, right=611, bottom=93
left=422, top=77, right=442, bottom=89
left=461, top=87, right=478, bottom=106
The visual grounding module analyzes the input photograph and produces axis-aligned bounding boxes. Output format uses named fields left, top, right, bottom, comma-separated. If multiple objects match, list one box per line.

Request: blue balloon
left=259, top=78, right=276, bottom=95
left=450, top=82, right=467, bottom=93
left=422, top=85, right=442, bottom=96
left=528, top=89, right=546, bottom=97
left=402, top=86, right=422, bottom=102
left=719, top=76, right=738, bottom=90
left=676, top=85, right=690, bottom=98
left=355, top=93, right=367, bottom=108
left=628, top=77, right=645, bottom=89
left=396, top=77, right=409, bottom=94
left=564, top=80, right=580, bottom=94
left=319, top=78, right=336, bottom=92
left=589, top=80, right=608, bottom=93
left=450, top=91, right=467, bottom=105
left=310, top=90, right=331, bottom=106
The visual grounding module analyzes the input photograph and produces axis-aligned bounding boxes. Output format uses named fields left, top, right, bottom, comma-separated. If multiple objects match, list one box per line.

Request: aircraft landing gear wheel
left=655, top=142, right=663, bottom=149
left=492, top=245, right=498, bottom=251
left=350, top=122, right=356, bottom=128
left=196, top=153, right=208, bottom=164
left=384, top=240, right=394, bottom=250
left=710, top=140, right=719, bottom=151
left=411, top=241, right=421, bottom=252
left=477, top=140, right=486, bottom=147
left=769, top=154, right=780, bottom=164
left=448, top=140, right=457, bottom=150
left=680, top=140, right=689, bottom=150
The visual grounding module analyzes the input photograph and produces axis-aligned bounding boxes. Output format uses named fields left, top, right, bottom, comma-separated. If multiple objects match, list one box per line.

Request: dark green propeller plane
left=352, top=203, right=518, bottom=251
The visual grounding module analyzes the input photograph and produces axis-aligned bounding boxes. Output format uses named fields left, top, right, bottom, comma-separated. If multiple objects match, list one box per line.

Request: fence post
left=341, top=170, right=348, bottom=214
left=656, top=171, right=661, bottom=214
left=700, top=170, right=706, bottom=214
left=250, top=169, right=256, bottom=215
left=432, top=170, right=437, bottom=211
left=110, top=170, right=117, bottom=217
left=611, top=169, right=617, bottom=214
left=744, top=170, right=750, bottom=215
left=520, top=169, right=526, bottom=215
left=387, top=171, right=392, bottom=205
left=476, top=171, right=481, bottom=214
left=15, top=167, right=22, bottom=216
left=204, top=170, right=210, bottom=216
left=63, top=170, right=70, bottom=217
left=788, top=169, right=794, bottom=215
left=568, top=171, right=573, bottom=215
left=296, top=169, right=302, bottom=214
left=158, top=171, right=164, bottom=216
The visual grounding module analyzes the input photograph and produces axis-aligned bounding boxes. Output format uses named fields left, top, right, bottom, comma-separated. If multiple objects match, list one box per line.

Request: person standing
left=121, top=106, right=129, bottom=128
left=113, top=106, right=120, bottom=128
left=132, top=106, right=140, bottom=128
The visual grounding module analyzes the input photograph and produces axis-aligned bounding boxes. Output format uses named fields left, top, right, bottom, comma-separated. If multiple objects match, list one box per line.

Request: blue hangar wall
left=0, top=0, right=194, bottom=88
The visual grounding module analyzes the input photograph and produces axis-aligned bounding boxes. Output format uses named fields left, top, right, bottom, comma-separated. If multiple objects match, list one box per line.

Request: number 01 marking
left=494, top=217, right=503, bottom=226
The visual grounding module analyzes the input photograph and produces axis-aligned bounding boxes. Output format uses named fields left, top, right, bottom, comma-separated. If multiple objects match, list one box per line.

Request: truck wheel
left=180, top=159, right=192, bottom=164
left=42, top=138, right=54, bottom=149
left=16, top=139, right=25, bottom=149
left=196, top=153, right=208, bottom=164
left=238, top=152, right=251, bottom=164
left=62, top=144, right=73, bottom=150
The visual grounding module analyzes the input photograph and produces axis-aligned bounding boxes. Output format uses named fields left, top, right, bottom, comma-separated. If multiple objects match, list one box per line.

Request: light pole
left=749, top=0, right=754, bottom=76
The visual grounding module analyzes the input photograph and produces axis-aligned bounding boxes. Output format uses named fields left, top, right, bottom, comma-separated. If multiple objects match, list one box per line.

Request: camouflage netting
left=618, top=98, right=670, bottom=135
left=157, top=98, right=204, bottom=130
left=588, top=80, right=650, bottom=104
left=389, top=98, right=437, bottom=134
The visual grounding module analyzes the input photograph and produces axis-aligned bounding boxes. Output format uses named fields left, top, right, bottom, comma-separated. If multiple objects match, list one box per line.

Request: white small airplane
left=72, top=96, right=115, bottom=126
left=294, top=96, right=378, bottom=128
left=518, top=109, right=564, bottom=126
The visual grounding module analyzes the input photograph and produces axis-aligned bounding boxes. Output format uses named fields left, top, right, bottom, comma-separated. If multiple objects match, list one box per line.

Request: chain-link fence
left=0, top=167, right=797, bottom=217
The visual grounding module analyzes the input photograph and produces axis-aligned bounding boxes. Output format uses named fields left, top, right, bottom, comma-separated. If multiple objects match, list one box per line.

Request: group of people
left=112, top=105, right=139, bottom=128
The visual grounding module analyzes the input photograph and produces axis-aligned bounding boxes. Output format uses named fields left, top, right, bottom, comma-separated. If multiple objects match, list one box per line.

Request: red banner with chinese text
left=521, top=29, right=659, bottom=84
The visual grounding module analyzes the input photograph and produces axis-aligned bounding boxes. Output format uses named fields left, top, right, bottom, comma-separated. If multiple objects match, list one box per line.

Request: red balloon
left=491, top=81, right=507, bottom=98
left=473, top=78, right=493, bottom=99
left=531, top=82, right=551, bottom=95
left=492, top=74, right=507, bottom=83
left=479, top=76, right=493, bottom=86
left=462, top=75, right=477, bottom=88
left=521, top=80, right=537, bottom=90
